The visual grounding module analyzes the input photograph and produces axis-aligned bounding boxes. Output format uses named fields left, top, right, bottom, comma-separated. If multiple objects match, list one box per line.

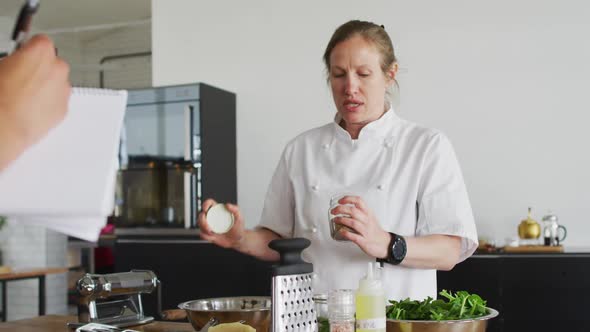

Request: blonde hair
left=323, top=20, right=399, bottom=107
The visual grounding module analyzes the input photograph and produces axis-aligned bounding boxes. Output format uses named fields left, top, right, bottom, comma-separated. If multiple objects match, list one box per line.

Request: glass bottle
left=313, top=294, right=329, bottom=332
left=328, top=289, right=355, bottom=332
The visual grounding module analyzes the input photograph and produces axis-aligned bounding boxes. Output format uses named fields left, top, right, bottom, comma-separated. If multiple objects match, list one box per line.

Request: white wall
left=152, top=0, right=590, bottom=246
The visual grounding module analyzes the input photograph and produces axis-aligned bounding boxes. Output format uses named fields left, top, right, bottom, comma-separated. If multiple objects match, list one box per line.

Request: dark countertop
left=70, top=232, right=590, bottom=255
left=68, top=228, right=203, bottom=248
left=67, top=234, right=117, bottom=248
left=473, top=246, right=590, bottom=257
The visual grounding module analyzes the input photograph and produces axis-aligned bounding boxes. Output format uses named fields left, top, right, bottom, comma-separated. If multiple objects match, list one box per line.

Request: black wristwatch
left=377, top=232, right=407, bottom=265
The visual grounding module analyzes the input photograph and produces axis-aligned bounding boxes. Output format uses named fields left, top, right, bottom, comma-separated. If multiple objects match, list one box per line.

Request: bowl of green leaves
left=386, top=290, right=498, bottom=332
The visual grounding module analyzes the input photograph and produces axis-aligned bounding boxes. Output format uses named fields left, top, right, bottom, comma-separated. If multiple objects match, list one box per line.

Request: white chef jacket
left=258, top=108, right=478, bottom=301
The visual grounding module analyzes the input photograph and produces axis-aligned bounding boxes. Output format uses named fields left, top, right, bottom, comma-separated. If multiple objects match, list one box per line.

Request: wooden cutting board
left=0, top=266, right=11, bottom=274
left=0, top=314, right=194, bottom=332
left=503, top=245, right=563, bottom=253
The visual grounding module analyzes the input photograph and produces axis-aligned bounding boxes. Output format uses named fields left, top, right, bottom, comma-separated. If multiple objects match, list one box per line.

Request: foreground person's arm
left=0, top=35, right=71, bottom=171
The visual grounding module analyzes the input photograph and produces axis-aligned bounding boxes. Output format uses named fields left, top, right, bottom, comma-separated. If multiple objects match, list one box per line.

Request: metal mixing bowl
left=386, top=307, right=499, bottom=332
left=178, top=296, right=271, bottom=331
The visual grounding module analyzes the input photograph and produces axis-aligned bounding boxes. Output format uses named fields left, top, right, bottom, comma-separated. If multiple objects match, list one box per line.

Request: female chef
left=198, top=20, right=478, bottom=300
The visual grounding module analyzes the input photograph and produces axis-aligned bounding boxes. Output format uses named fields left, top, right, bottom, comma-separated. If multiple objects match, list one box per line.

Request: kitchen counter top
left=0, top=315, right=194, bottom=332
left=0, top=267, right=68, bottom=280
left=1, top=268, right=70, bottom=322
left=68, top=229, right=203, bottom=248
left=473, top=245, right=590, bottom=257
left=68, top=235, right=117, bottom=248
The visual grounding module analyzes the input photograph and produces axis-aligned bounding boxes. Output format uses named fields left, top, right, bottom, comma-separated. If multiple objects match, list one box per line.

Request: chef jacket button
left=377, top=184, right=384, bottom=190
left=311, top=226, right=318, bottom=233
left=312, top=185, right=319, bottom=191
left=322, top=143, right=330, bottom=149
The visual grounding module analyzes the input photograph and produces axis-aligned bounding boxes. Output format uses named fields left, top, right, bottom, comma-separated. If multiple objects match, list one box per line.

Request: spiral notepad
left=0, top=88, right=127, bottom=241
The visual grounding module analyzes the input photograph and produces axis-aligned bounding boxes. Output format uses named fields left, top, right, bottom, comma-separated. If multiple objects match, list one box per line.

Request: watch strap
left=376, top=232, right=406, bottom=265
left=376, top=232, right=395, bottom=264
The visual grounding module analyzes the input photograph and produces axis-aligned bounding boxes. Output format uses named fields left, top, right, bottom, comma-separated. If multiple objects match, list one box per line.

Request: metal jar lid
left=206, top=203, right=234, bottom=234
left=542, top=213, right=558, bottom=222
left=312, top=294, right=328, bottom=304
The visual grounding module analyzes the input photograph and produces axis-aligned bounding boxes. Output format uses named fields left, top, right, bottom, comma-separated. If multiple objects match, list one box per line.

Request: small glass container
left=328, top=194, right=359, bottom=241
left=328, top=289, right=355, bottom=332
left=313, top=294, right=329, bottom=332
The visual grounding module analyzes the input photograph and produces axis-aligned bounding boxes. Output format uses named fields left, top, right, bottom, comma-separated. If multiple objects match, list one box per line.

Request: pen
left=10, top=0, right=40, bottom=53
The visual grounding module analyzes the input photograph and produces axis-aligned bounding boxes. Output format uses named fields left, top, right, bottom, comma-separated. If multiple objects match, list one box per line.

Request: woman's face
left=329, top=35, right=394, bottom=130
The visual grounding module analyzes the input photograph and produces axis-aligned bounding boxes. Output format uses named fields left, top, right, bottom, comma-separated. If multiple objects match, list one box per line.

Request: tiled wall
left=79, top=24, right=152, bottom=89
left=0, top=222, right=67, bottom=321
left=53, top=23, right=152, bottom=89
left=0, top=17, right=10, bottom=51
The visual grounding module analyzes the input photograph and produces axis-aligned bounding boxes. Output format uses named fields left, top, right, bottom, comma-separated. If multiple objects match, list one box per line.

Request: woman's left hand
left=330, top=195, right=391, bottom=259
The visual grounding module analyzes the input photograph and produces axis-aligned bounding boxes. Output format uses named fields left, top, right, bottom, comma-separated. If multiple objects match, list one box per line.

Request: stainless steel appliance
left=69, top=270, right=160, bottom=328
left=268, top=238, right=317, bottom=332
left=115, top=83, right=236, bottom=231
left=542, top=212, right=567, bottom=246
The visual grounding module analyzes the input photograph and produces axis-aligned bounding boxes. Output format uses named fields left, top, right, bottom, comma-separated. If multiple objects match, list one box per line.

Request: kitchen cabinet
left=437, top=252, right=590, bottom=332
left=116, top=239, right=590, bottom=331
left=114, top=236, right=273, bottom=317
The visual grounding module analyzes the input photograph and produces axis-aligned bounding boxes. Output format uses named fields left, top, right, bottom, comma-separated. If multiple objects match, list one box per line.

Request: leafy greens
left=386, top=290, right=488, bottom=321
left=317, top=316, right=330, bottom=332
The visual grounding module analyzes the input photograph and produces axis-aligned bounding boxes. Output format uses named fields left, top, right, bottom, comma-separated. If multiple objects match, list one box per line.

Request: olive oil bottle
left=355, top=262, right=386, bottom=332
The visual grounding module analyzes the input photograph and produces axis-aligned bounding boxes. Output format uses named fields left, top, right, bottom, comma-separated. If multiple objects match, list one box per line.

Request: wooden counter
left=0, top=315, right=194, bottom=332
left=0, top=267, right=69, bottom=322
left=0, top=267, right=68, bottom=280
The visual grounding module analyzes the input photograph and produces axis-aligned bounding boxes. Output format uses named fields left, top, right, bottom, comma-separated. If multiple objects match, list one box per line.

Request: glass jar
left=313, top=294, right=329, bottom=332
left=328, top=194, right=359, bottom=241
left=328, top=289, right=355, bottom=332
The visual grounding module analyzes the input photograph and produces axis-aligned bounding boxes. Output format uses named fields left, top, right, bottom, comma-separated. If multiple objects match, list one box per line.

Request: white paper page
left=0, top=88, right=127, bottom=240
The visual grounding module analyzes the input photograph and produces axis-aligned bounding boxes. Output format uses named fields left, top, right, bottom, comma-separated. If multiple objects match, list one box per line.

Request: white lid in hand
left=206, top=203, right=234, bottom=234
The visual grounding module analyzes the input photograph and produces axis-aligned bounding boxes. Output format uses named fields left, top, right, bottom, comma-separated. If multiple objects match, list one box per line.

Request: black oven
left=114, top=83, right=236, bottom=231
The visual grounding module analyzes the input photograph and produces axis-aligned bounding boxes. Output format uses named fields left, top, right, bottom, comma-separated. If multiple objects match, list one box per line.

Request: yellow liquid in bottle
left=355, top=294, right=386, bottom=332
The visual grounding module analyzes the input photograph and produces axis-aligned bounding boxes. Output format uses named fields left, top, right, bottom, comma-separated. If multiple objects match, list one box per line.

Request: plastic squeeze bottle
left=355, top=262, right=386, bottom=332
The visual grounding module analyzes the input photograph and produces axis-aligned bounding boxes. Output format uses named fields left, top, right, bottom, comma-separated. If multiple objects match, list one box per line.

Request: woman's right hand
left=198, top=198, right=245, bottom=249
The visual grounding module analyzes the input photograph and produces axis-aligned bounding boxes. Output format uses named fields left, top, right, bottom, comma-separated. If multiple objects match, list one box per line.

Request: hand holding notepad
left=0, top=35, right=71, bottom=171
left=0, top=88, right=127, bottom=241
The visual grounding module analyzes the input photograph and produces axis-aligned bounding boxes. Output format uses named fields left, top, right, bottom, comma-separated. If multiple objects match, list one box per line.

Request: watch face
left=392, top=236, right=406, bottom=261
left=392, top=243, right=403, bottom=259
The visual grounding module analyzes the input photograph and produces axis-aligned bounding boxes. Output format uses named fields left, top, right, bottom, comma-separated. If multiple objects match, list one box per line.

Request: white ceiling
left=0, top=0, right=150, bottom=31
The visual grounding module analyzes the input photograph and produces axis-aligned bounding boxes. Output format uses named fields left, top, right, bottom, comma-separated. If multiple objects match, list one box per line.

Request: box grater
left=268, top=238, right=317, bottom=332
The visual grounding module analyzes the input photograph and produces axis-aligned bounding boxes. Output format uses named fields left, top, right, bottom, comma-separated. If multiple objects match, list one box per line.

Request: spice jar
left=313, top=294, right=329, bottom=332
left=328, top=194, right=359, bottom=241
left=328, top=289, right=355, bottom=332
